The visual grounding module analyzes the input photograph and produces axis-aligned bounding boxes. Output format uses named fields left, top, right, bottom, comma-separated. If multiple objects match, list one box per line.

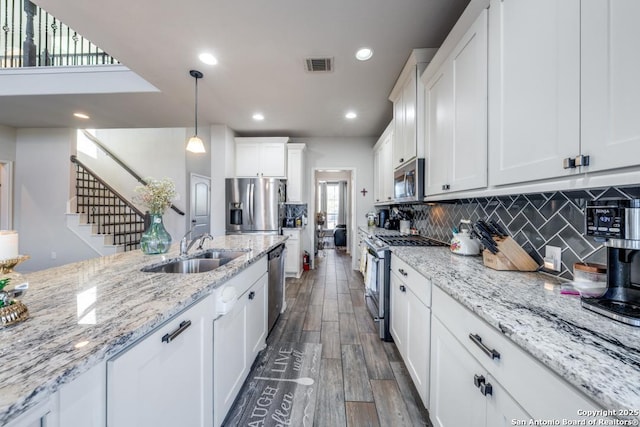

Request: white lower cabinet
left=213, top=258, right=268, bottom=427
left=4, top=397, right=57, bottom=427
left=283, top=228, right=302, bottom=278
left=389, top=254, right=431, bottom=408
left=58, top=362, right=106, bottom=427
left=106, top=295, right=213, bottom=427
left=430, top=316, right=528, bottom=427
left=430, top=286, right=601, bottom=426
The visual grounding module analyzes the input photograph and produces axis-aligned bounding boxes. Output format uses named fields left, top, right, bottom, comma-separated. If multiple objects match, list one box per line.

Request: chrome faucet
left=180, top=225, right=214, bottom=256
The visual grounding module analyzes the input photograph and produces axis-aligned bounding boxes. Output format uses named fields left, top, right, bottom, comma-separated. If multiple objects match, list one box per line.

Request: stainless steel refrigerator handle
left=249, top=183, right=255, bottom=225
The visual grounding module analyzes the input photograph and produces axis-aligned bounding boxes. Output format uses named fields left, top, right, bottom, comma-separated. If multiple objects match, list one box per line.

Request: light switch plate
left=544, top=246, right=561, bottom=271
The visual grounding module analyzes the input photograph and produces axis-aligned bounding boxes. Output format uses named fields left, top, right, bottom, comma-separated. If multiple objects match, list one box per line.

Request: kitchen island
left=0, top=234, right=286, bottom=426
left=392, top=246, right=640, bottom=421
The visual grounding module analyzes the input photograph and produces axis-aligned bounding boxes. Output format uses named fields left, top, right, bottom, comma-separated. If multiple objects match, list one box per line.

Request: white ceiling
left=11, top=0, right=470, bottom=138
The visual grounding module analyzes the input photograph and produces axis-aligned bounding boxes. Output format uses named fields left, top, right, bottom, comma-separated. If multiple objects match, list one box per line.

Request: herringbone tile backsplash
left=394, top=186, right=640, bottom=279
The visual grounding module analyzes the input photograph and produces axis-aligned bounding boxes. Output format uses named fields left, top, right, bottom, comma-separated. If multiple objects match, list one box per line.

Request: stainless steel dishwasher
left=267, top=244, right=285, bottom=333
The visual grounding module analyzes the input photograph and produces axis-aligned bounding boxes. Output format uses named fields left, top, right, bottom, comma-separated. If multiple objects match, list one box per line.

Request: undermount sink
left=141, top=250, right=246, bottom=274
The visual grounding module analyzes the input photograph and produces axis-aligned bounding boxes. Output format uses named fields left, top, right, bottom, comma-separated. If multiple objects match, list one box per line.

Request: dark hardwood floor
left=225, top=248, right=432, bottom=426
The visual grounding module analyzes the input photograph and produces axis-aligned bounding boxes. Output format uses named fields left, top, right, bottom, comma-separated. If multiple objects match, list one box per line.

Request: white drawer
left=222, top=256, right=268, bottom=298
left=282, top=229, right=300, bottom=240
left=432, top=286, right=600, bottom=420
left=391, top=254, right=431, bottom=307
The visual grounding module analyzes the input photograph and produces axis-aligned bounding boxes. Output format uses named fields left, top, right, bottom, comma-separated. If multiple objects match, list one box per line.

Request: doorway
left=312, top=169, right=355, bottom=264
left=0, top=161, right=12, bottom=230
left=189, top=173, right=211, bottom=236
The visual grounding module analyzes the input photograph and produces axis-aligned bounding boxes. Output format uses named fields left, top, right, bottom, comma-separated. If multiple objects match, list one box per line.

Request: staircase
left=67, top=155, right=145, bottom=255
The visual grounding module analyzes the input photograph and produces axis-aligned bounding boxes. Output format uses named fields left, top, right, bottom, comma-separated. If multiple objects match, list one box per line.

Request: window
left=317, top=181, right=347, bottom=230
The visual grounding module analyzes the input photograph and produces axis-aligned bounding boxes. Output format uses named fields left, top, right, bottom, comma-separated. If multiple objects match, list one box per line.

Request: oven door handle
left=366, top=246, right=381, bottom=260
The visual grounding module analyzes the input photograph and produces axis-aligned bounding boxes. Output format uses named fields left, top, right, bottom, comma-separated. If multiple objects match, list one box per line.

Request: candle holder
left=0, top=254, right=30, bottom=274
left=0, top=254, right=30, bottom=327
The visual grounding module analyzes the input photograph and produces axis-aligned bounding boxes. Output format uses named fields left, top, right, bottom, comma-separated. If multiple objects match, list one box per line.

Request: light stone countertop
left=0, top=234, right=287, bottom=425
left=391, top=246, right=640, bottom=418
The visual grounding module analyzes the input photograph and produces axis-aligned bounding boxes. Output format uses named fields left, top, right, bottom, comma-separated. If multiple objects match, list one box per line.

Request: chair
left=333, top=224, right=347, bottom=247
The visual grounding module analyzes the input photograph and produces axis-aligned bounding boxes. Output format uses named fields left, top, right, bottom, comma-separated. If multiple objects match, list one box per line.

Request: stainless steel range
left=363, top=233, right=444, bottom=341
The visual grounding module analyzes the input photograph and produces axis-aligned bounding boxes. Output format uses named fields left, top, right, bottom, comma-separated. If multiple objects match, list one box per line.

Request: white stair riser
left=66, top=213, right=140, bottom=255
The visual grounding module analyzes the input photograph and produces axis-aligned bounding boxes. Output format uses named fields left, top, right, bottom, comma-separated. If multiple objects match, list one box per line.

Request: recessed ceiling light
left=345, top=111, right=357, bottom=119
left=199, top=53, right=218, bottom=65
left=73, top=112, right=90, bottom=119
left=252, top=113, right=265, bottom=121
left=355, top=48, right=373, bottom=61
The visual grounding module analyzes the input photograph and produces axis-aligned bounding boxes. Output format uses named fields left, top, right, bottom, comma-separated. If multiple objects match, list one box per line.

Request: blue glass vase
left=140, top=214, right=172, bottom=254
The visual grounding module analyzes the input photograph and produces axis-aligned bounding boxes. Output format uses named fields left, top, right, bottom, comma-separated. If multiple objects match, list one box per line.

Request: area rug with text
left=223, top=342, right=322, bottom=427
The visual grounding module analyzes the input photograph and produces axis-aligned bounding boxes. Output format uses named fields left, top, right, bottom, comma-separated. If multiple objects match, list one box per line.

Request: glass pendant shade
left=186, top=135, right=206, bottom=153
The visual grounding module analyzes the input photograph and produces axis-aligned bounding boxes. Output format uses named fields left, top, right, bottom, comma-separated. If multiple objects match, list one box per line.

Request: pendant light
left=186, top=69, right=206, bottom=153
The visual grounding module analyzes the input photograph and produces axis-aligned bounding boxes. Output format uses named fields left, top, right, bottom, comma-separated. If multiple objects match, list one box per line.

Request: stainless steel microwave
left=393, top=158, right=424, bottom=203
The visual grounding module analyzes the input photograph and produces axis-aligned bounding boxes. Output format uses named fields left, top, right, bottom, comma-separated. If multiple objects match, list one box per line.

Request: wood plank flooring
left=226, top=248, right=432, bottom=426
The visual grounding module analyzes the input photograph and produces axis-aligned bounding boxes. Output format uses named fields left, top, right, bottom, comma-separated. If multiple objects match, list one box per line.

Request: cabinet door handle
left=398, top=268, right=408, bottom=277
left=563, top=157, right=576, bottom=169
left=162, top=320, right=192, bottom=344
left=575, top=154, right=590, bottom=167
left=469, top=333, right=501, bottom=360
left=480, top=382, right=493, bottom=396
left=399, top=285, right=406, bottom=293
left=399, top=158, right=404, bottom=164
left=473, top=374, right=485, bottom=388
left=248, top=291, right=256, bottom=300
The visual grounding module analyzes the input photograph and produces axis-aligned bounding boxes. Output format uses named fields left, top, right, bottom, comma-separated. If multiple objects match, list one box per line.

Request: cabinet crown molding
left=389, top=48, right=437, bottom=102
left=421, top=0, right=490, bottom=85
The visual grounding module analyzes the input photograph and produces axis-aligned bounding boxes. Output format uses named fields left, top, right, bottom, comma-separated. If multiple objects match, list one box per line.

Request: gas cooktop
left=374, top=234, right=445, bottom=247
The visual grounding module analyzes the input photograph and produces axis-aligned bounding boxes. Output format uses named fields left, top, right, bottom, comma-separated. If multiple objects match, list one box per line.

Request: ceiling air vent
left=305, top=57, right=333, bottom=73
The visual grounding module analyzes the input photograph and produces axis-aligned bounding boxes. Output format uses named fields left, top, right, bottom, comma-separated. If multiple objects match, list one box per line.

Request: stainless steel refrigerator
left=225, top=178, right=286, bottom=234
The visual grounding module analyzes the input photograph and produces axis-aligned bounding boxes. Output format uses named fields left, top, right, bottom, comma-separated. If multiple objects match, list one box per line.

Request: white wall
left=0, top=126, right=17, bottom=230
left=15, top=129, right=96, bottom=271
left=291, top=137, right=375, bottom=269
left=210, top=125, right=236, bottom=236
left=81, top=128, right=191, bottom=240
left=0, top=125, right=17, bottom=160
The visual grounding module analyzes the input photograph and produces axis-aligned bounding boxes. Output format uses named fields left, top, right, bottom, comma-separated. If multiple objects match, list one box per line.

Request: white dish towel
left=359, top=243, right=368, bottom=274
left=364, top=253, right=377, bottom=294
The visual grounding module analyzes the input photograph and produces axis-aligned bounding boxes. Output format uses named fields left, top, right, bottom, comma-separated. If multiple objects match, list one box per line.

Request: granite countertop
left=0, top=234, right=286, bottom=425
left=391, top=246, right=640, bottom=417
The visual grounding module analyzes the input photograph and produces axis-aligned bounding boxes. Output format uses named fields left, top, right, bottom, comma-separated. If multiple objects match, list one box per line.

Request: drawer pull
left=473, top=374, right=485, bottom=388
left=248, top=291, right=256, bottom=300
left=398, top=268, right=408, bottom=277
left=399, top=285, right=406, bottom=293
left=162, top=320, right=192, bottom=344
left=469, top=333, right=501, bottom=360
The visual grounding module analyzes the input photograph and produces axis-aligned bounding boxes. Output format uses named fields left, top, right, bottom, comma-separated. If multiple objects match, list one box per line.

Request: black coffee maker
left=583, top=199, right=640, bottom=326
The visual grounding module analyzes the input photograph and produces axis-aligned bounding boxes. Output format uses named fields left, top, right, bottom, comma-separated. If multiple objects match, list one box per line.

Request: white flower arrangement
left=135, top=178, right=176, bottom=215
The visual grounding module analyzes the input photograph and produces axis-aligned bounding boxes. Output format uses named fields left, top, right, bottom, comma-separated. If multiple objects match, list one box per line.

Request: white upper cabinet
left=235, top=137, right=288, bottom=178
left=373, top=122, right=394, bottom=204
left=389, top=48, right=437, bottom=170
left=286, top=143, right=306, bottom=202
left=424, top=8, right=488, bottom=196
left=581, top=0, right=640, bottom=173
left=488, top=0, right=580, bottom=186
